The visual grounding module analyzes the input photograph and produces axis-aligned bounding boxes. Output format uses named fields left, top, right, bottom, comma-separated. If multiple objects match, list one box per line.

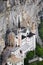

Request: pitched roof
left=27, top=32, right=35, bottom=37
left=22, top=35, right=26, bottom=39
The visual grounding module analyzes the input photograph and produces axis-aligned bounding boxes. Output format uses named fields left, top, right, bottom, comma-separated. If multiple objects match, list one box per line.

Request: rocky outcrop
left=0, top=1, right=7, bottom=13
left=0, top=0, right=43, bottom=43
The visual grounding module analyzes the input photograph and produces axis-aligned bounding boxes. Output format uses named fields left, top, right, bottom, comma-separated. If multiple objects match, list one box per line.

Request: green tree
left=36, top=44, right=43, bottom=57
left=38, top=19, right=43, bottom=42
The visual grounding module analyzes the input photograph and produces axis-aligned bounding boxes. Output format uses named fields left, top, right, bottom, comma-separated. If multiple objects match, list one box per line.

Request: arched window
left=20, top=50, right=22, bottom=54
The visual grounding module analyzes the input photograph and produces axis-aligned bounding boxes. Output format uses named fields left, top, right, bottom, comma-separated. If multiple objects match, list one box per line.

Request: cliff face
left=0, top=0, right=43, bottom=36
left=0, top=1, right=7, bottom=13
